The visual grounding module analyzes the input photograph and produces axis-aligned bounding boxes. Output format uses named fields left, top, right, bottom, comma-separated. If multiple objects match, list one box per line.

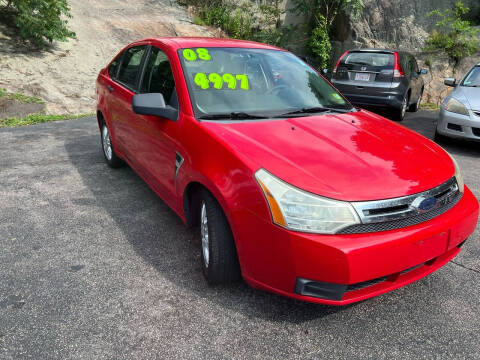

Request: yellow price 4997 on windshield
left=194, top=73, right=250, bottom=90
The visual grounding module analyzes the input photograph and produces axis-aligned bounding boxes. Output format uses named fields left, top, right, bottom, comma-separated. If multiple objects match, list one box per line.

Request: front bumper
left=236, top=186, right=478, bottom=305
left=437, top=107, right=480, bottom=141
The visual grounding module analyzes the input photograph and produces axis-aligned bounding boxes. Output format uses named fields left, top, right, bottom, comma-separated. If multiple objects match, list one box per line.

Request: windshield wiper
left=277, top=106, right=352, bottom=117
left=198, top=112, right=270, bottom=120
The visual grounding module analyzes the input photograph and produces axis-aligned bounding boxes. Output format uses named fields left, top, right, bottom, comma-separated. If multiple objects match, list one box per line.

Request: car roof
left=348, top=48, right=395, bottom=53
left=131, top=37, right=286, bottom=51
left=347, top=48, right=415, bottom=55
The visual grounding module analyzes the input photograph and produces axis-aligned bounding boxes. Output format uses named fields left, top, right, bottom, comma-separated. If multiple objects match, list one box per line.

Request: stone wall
left=294, top=0, right=480, bottom=105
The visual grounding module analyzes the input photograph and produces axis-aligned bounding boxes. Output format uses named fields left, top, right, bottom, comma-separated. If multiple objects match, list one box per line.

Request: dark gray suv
left=331, top=49, right=427, bottom=121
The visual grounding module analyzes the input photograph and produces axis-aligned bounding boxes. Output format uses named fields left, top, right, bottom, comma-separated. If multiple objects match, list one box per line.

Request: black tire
left=199, top=189, right=241, bottom=285
left=391, top=93, right=409, bottom=121
left=409, top=89, right=423, bottom=112
left=101, top=122, right=124, bottom=168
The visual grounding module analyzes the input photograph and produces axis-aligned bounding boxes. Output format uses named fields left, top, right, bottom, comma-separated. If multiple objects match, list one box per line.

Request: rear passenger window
left=108, top=57, right=120, bottom=79
left=117, top=46, right=147, bottom=90
left=411, top=57, right=419, bottom=74
left=140, top=47, right=177, bottom=108
left=400, top=55, right=411, bottom=77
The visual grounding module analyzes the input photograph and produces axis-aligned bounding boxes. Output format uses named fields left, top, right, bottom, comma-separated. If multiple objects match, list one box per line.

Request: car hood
left=457, top=86, right=480, bottom=111
left=202, top=110, right=454, bottom=201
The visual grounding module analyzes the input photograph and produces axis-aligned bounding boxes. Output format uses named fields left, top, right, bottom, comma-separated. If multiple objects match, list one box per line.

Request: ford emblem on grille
left=411, top=196, right=438, bottom=213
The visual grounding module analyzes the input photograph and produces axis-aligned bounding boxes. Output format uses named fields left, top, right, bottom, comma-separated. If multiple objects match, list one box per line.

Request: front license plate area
left=409, top=231, right=448, bottom=266
left=355, top=73, right=370, bottom=81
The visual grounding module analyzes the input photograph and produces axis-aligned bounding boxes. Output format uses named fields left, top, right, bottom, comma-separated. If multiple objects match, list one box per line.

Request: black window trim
left=137, top=45, right=152, bottom=93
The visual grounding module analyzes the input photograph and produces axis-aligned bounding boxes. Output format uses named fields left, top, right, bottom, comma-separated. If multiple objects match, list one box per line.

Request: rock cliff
left=330, top=0, right=480, bottom=105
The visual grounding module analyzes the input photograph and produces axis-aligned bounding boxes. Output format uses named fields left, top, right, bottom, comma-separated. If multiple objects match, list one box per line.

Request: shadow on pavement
left=65, top=129, right=352, bottom=323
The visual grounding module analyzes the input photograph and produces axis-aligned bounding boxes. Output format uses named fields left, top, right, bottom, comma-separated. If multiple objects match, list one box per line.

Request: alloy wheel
left=102, top=125, right=113, bottom=161
left=401, top=96, right=408, bottom=118
left=200, top=202, right=210, bottom=267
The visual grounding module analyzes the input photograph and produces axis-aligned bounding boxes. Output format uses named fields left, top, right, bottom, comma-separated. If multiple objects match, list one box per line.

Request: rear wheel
left=409, top=89, right=423, bottom=112
left=199, top=190, right=241, bottom=285
left=101, top=123, right=124, bottom=168
left=391, top=93, right=409, bottom=121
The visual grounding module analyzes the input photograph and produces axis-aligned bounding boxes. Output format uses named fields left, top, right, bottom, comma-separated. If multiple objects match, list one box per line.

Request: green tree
left=425, top=1, right=480, bottom=66
left=293, top=0, right=364, bottom=68
left=0, top=0, right=75, bottom=47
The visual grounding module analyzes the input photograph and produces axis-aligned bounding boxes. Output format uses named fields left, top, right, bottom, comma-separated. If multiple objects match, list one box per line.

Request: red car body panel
left=201, top=110, right=454, bottom=201
left=96, top=37, right=479, bottom=305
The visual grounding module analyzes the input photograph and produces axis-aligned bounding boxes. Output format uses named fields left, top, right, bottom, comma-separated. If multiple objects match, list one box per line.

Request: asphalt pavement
left=1, top=110, right=479, bottom=359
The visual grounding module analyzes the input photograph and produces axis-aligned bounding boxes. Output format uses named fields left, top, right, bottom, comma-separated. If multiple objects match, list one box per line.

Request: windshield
left=178, top=47, right=353, bottom=118
left=462, top=66, right=480, bottom=87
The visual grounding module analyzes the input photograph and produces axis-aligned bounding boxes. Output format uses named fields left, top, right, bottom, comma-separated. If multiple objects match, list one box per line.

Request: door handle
left=107, top=85, right=114, bottom=93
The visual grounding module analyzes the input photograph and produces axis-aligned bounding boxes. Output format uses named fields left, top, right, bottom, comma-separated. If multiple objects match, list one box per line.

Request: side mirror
left=444, top=78, right=456, bottom=87
left=420, top=68, right=428, bottom=75
left=132, top=93, right=178, bottom=121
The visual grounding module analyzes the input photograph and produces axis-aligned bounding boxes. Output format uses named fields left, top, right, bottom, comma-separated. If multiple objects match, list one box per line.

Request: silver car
left=436, top=63, right=480, bottom=141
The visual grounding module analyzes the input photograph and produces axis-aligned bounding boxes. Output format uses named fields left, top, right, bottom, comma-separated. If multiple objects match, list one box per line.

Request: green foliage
left=1, top=113, right=93, bottom=128
left=0, top=0, right=75, bottom=47
left=188, top=0, right=291, bottom=47
left=308, top=16, right=332, bottom=68
left=425, top=1, right=480, bottom=65
left=199, top=3, right=252, bottom=39
left=292, top=0, right=364, bottom=68
left=293, top=0, right=363, bottom=29
left=0, top=88, right=44, bottom=104
left=193, top=16, right=205, bottom=26
left=420, top=102, right=441, bottom=111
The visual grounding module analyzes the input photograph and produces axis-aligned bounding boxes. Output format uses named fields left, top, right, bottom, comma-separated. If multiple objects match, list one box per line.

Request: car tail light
left=393, top=52, right=404, bottom=78
left=333, top=51, right=349, bottom=74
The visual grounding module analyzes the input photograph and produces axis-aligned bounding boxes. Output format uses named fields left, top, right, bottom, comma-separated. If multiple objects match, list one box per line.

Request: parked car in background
left=96, top=38, right=478, bottom=305
left=331, top=49, right=428, bottom=121
left=436, top=63, right=480, bottom=142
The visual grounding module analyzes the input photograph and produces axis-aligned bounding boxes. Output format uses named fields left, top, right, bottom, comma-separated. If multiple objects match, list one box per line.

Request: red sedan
left=96, top=37, right=478, bottom=305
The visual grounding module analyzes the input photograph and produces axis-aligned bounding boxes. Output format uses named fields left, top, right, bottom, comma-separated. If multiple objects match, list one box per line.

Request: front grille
left=472, top=127, right=480, bottom=137
left=447, top=123, right=462, bottom=132
left=339, top=177, right=461, bottom=234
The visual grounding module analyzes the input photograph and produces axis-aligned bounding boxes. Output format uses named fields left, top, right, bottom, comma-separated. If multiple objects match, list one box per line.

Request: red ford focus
left=96, top=37, right=478, bottom=305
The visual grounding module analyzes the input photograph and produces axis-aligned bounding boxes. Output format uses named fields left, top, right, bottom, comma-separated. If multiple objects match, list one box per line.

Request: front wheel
left=200, top=190, right=241, bottom=285
left=101, top=123, right=124, bottom=168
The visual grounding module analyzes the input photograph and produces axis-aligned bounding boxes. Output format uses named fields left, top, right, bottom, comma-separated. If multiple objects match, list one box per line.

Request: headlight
left=255, top=169, right=360, bottom=234
left=445, top=98, right=469, bottom=116
left=447, top=152, right=464, bottom=193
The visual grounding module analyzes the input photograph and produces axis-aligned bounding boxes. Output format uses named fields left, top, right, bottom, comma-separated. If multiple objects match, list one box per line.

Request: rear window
left=343, top=52, right=394, bottom=68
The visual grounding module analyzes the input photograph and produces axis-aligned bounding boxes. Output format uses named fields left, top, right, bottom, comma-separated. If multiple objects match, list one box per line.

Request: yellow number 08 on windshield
left=194, top=73, right=250, bottom=90
left=182, top=48, right=211, bottom=61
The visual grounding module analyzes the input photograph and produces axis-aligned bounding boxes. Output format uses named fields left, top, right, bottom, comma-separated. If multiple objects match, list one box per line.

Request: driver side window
left=140, top=47, right=177, bottom=108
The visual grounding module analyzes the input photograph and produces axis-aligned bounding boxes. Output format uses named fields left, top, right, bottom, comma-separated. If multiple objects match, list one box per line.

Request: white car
left=436, top=63, right=480, bottom=141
